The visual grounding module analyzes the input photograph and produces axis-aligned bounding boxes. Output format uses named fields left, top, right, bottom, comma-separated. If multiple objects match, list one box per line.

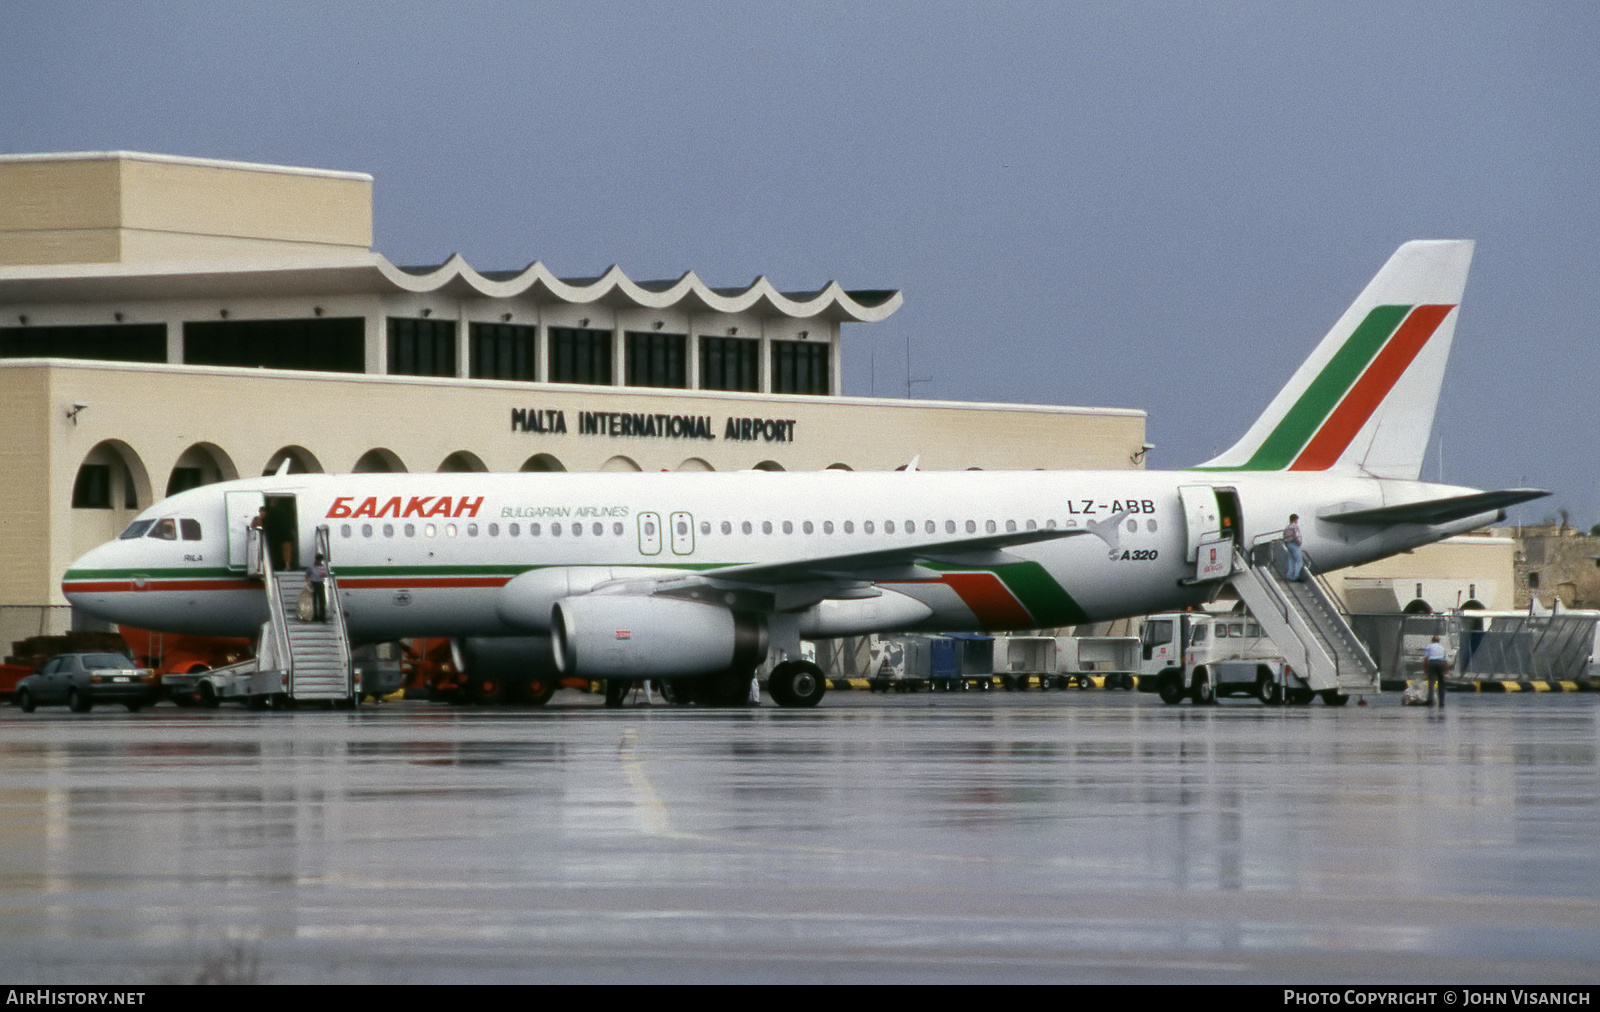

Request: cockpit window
left=180, top=519, right=202, bottom=541
left=147, top=519, right=177, bottom=540
left=119, top=520, right=154, bottom=540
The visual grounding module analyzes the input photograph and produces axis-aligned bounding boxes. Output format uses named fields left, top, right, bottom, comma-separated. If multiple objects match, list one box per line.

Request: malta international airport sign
left=511, top=407, right=797, bottom=444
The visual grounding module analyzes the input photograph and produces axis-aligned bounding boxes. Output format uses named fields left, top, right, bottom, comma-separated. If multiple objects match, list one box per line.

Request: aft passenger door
left=225, top=491, right=265, bottom=571
left=669, top=512, right=695, bottom=555
left=1177, top=485, right=1221, bottom=563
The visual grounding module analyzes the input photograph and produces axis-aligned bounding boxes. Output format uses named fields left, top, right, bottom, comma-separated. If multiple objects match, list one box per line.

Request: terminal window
left=624, top=332, right=688, bottom=388
left=549, top=327, right=613, bottom=385
left=699, top=336, right=759, bottom=392
left=771, top=340, right=830, bottom=395
left=185, top=318, right=364, bottom=373
left=71, top=463, right=135, bottom=510
left=388, top=318, right=458, bottom=377
left=469, top=323, right=536, bottom=381
left=0, top=323, right=166, bottom=363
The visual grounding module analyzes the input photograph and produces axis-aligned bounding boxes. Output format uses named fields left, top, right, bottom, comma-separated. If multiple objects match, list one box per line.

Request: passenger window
left=445, top=524, right=457, bottom=537
left=1147, top=519, right=1159, bottom=532
left=885, top=521, right=895, bottom=534
left=613, top=522, right=624, bottom=536
left=593, top=523, right=603, bottom=536
left=721, top=521, right=732, bottom=535
left=362, top=524, right=374, bottom=537
left=843, top=521, right=854, bottom=534
left=945, top=520, right=956, bottom=534
left=530, top=523, right=540, bottom=536
left=467, top=524, right=479, bottom=537
left=405, top=523, right=416, bottom=537
left=864, top=521, right=874, bottom=534
left=782, top=521, right=793, bottom=534
left=572, top=522, right=583, bottom=537
left=1126, top=519, right=1138, bottom=533
left=180, top=519, right=202, bottom=540
left=383, top=523, right=395, bottom=537
left=1026, top=519, right=1037, bottom=531
left=1045, top=519, right=1057, bottom=529
left=742, top=521, right=753, bottom=535
left=803, top=521, right=814, bottom=534
left=986, top=520, right=996, bottom=534
left=925, top=521, right=935, bottom=534
left=761, top=521, right=772, bottom=535
left=509, top=523, right=519, bottom=536
left=1005, top=520, right=1016, bottom=533
left=341, top=524, right=352, bottom=537
left=425, top=524, right=437, bottom=537
left=823, top=521, right=834, bottom=534
left=488, top=523, right=499, bottom=536
left=148, top=518, right=177, bottom=540
left=700, top=522, right=711, bottom=535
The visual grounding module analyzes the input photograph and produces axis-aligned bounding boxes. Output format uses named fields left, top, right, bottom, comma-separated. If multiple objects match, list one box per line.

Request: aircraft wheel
left=601, top=675, right=627, bottom=707
left=68, top=688, right=92, bottom=713
left=769, top=660, right=827, bottom=708
left=16, top=688, right=36, bottom=713
left=1321, top=690, right=1350, bottom=707
left=657, top=680, right=687, bottom=705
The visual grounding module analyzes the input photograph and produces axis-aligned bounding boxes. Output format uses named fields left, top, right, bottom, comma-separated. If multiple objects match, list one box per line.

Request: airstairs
left=251, top=524, right=354, bottom=704
left=1209, top=538, right=1381, bottom=697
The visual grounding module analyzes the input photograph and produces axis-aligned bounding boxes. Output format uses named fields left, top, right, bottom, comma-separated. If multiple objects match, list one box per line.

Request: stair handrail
left=254, top=526, right=292, bottom=680
left=312, top=524, right=354, bottom=698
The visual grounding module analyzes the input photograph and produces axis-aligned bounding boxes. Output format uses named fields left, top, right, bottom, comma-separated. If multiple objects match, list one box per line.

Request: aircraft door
left=1178, top=485, right=1221, bottom=562
left=1213, top=487, right=1244, bottom=549
left=225, top=491, right=266, bottom=571
left=669, top=511, right=695, bottom=555
left=637, top=512, right=662, bottom=556
left=263, top=495, right=300, bottom=572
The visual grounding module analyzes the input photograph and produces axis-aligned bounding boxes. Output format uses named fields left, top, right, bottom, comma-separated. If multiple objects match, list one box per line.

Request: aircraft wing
left=699, top=526, right=1092, bottom=585
left=1319, top=488, right=1549, bottom=526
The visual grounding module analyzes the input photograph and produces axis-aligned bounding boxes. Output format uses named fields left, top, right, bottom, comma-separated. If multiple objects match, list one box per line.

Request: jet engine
left=551, top=595, right=767, bottom=678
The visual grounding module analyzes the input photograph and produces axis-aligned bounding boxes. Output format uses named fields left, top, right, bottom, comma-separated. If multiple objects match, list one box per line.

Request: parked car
left=14, top=653, right=157, bottom=713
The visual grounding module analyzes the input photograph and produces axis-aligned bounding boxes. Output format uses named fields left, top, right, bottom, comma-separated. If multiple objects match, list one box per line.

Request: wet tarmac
left=1, top=690, right=1596, bottom=984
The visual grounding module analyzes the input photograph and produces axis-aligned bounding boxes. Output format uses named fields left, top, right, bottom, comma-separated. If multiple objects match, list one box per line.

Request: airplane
left=63, top=240, right=1547, bottom=707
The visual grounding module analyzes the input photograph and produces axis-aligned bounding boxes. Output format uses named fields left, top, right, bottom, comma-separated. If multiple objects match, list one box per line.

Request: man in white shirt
left=1423, top=635, right=1448, bottom=707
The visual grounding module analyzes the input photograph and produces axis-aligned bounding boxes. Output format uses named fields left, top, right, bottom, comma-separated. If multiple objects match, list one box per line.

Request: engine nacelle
left=496, top=567, right=668, bottom=631
left=551, top=595, right=767, bottom=678
left=457, top=635, right=555, bottom=681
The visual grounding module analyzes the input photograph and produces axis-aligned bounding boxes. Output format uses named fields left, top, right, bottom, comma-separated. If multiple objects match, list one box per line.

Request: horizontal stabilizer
left=1320, top=488, right=1549, bottom=527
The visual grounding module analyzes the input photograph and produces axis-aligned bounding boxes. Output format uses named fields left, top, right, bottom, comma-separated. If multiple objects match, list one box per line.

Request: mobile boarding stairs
left=1191, top=533, right=1380, bottom=701
left=188, top=525, right=356, bottom=708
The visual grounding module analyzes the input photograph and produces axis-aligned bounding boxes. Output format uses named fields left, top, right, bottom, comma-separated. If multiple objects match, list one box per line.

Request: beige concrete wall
left=6, top=360, right=1145, bottom=607
left=0, top=370, right=55, bottom=606
left=1338, top=534, right=1515, bottom=612
left=0, top=154, right=371, bottom=266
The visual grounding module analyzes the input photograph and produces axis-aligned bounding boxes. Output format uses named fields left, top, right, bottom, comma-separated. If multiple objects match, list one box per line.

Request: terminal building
left=0, top=151, right=1149, bottom=644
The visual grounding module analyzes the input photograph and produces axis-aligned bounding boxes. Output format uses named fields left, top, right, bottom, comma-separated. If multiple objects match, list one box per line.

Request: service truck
left=1135, top=609, right=1312, bottom=705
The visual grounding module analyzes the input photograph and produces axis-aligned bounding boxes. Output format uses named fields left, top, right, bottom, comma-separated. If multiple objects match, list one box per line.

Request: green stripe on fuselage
left=1234, top=304, right=1410, bottom=471
left=925, top=561, right=1087, bottom=626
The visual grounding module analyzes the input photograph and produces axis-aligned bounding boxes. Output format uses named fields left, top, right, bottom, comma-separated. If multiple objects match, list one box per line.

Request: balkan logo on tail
left=1198, top=240, right=1474, bottom=480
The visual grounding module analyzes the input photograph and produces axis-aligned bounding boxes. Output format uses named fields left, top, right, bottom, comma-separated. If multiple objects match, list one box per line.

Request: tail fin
left=1199, top=240, right=1474, bottom=479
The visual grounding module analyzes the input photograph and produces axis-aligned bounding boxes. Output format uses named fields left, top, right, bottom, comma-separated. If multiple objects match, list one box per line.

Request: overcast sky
left=4, top=1, right=1596, bottom=524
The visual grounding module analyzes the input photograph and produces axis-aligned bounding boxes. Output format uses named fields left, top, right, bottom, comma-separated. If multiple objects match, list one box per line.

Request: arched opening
left=1403, top=599, right=1433, bottom=615
left=1462, top=600, right=1486, bottom=611
left=825, top=463, right=853, bottom=471
left=70, top=440, right=153, bottom=558
left=752, top=460, right=785, bottom=472
left=352, top=448, right=407, bottom=473
left=166, top=442, right=238, bottom=497
left=437, top=451, right=488, bottom=473
left=520, top=453, right=566, bottom=472
left=262, top=446, right=324, bottom=476
left=600, top=455, right=642, bottom=472
left=676, top=457, right=714, bottom=472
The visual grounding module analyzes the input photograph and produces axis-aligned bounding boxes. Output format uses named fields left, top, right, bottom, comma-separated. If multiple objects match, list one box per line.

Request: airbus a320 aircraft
left=63, top=240, right=1545, bottom=706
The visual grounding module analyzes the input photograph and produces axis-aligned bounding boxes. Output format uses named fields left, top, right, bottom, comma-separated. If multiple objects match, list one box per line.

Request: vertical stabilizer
left=1199, top=240, right=1474, bottom=479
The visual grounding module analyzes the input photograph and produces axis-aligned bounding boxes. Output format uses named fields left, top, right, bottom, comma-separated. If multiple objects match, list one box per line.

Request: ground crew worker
left=1424, top=635, right=1448, bottom=707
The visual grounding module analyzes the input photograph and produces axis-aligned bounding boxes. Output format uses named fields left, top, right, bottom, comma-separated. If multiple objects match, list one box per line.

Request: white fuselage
left=63, top=469, right=1493, bottom=642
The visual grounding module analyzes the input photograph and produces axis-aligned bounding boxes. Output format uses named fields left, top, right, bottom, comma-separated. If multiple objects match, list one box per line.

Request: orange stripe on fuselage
left=1290, top=303, right=1455, bottom=470
left=938, top=572, right=1034, bottom=628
